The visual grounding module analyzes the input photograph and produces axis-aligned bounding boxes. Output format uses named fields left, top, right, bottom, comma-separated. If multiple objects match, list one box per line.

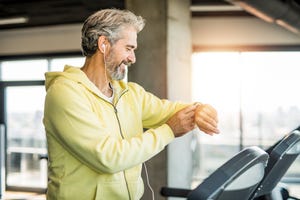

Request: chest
left=88, top=92, right=144, bottom=139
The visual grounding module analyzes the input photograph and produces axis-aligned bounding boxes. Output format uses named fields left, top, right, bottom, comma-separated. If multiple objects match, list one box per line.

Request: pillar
left=126, top=0, right=192, bottom=199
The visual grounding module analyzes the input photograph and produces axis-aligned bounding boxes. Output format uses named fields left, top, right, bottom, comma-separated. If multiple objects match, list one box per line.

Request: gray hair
left=81, top=9, right=145, bottom=57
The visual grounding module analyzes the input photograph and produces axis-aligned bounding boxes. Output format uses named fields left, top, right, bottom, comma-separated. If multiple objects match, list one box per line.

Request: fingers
left=195, top=104, right=220, bottom=135
left=182, top=105, right=197, bottom=129
left=177, top=104, right=197, bottom=125
left=177, top=105, right=197, bottom=130
left=182, top=104, right=197, bottom=116
left=167, top=103, right=220, bottom=138
left=166, top=105, right=197, bottom=137
left=200, top=104, right=218, bottom=123
left=198, top=124, right=219, bottom=136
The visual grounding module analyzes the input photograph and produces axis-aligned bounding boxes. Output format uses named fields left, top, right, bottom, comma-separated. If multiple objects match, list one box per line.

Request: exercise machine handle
left=160, top=187, right=191, bottom=197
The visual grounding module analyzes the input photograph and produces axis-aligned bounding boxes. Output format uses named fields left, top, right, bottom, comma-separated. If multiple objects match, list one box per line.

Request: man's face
left=105, top=27, right=137, bottom=80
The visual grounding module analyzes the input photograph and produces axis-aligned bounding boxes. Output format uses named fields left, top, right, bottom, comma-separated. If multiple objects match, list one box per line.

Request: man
left=43, top=8, right=219, bottom=200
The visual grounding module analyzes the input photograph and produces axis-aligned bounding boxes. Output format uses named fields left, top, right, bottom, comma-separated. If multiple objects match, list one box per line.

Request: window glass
left=191, top=51, right=300, bottom=193
left=50, top=57, right=84, bottom=71
left=241, top=52, right=300, bottom=147
left=1, top=60, right=47, bottom=81
left=6, top=86, right=47, bottom=188
left=191, top=52, right=241, bottom=186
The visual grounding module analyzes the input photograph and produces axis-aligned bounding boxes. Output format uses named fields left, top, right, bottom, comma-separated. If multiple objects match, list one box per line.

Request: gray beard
left=110, top=65, right=126, bottom=80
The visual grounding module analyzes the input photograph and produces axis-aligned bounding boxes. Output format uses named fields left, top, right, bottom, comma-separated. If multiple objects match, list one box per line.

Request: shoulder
left=126, top=82, right=153, bottom=99
left=127, top=82, right=145, bottom=92
left=45, top=77, right=88, bottom=107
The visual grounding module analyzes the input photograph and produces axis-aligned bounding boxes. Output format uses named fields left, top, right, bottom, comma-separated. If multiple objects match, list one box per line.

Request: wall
left=192, top=16, right=300, bottom=47
left=166, top=0, right=193, bottom=192
left=127, top=0, right=192, bottom=199
left=1, top=16, right=300, bottom=56
left=0, top=24, right=82, bottom=56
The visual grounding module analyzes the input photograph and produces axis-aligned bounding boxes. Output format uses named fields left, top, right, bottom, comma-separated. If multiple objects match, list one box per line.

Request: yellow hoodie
left=43, top=65, right=188, bottom=200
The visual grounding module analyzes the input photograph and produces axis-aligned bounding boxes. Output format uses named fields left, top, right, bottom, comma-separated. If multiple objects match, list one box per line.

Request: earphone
left=101, top=44, right=106, bottom=52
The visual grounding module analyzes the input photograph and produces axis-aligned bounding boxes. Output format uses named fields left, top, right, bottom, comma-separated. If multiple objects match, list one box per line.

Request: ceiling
left=0, top=0, right=250, bottom=30
left=0, top=0, right=125, bottom=29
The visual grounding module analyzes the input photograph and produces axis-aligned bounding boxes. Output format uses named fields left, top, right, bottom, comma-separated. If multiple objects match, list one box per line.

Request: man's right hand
left=166, top=105, right=197, bottom=137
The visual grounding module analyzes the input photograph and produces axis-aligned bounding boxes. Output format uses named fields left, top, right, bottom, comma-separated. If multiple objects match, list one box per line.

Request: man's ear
left=98, top=36, right=107, bottom=53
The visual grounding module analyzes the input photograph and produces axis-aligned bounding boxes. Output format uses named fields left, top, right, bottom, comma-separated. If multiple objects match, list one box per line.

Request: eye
left=126, top=45, right=136, bottom=52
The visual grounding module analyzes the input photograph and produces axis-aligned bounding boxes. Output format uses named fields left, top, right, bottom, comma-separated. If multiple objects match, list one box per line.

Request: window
left=1, top=60, right=47, bottom=81
left=0, top=55, right=84, bottom=191
left=6, top=86, right=47, bottom=188
left=191, top=51, right=300, bottom=195
left=49, top=57, right=85, bottom=71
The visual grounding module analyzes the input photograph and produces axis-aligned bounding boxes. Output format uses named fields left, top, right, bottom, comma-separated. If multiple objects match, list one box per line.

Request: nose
left=128, top=50, right=136, bottom=64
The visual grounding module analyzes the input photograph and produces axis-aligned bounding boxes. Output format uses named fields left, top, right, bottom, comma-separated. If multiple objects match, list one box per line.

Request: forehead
left=116, top=26, right=137, bottom=47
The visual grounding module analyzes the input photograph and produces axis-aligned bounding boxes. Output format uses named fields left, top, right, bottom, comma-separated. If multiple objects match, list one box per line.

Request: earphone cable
left=143, top=162, right=155, bottom=200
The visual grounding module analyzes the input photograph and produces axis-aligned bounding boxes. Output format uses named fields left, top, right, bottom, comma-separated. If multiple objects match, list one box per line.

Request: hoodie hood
left=45, top=65, right=93, bottom=91
left=45, top=65, right=128, bottom=100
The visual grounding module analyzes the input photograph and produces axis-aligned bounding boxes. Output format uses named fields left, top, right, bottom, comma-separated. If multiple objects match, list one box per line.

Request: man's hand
left=166, top=105, right=197, bottom=137
left=195, top=103, right=219, bottom=135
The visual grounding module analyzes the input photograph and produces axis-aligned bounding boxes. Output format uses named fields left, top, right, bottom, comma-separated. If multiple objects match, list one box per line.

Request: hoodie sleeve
left=128, top=82, right=189, bottom=129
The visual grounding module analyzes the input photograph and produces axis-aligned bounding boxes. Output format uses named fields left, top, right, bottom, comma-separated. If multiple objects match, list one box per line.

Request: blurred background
left=0, top=0, right=300, bottom=199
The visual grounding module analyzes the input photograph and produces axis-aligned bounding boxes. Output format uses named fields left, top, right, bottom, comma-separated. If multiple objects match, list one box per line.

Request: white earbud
left=101, top=44, right=106, bottom=52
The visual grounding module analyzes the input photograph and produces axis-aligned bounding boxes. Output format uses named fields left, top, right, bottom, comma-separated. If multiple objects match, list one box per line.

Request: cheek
left=107, top=48, right=128, bottom=65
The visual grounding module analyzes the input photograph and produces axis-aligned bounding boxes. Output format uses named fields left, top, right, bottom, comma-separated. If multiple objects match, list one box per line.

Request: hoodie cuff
left=155, top=124, right=175, bottom=145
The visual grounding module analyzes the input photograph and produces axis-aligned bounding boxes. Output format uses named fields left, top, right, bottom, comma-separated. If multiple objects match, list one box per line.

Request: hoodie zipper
left=111, top=91, right=132, bottom=200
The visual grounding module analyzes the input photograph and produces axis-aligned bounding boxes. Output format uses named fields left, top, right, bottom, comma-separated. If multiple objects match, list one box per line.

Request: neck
left=81, top=55, right=113, bottom=97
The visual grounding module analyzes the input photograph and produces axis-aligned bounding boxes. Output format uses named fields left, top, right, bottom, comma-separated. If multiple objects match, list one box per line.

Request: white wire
left=103, top=47, right=109, bottom=89
left=143, top=162, right=155, bottom=200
